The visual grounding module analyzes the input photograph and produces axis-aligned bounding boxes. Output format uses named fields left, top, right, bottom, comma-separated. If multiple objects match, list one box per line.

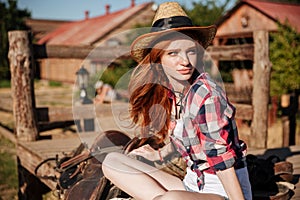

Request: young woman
left=102, top=2, right=252, bottom=200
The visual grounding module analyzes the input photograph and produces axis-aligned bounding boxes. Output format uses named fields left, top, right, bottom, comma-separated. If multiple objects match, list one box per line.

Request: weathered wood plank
left=33, top=44, right=130, bottom=60
left=36, top=103, right=252, bottom=123
left=17, top=144, right=58, bottom=189
left=15, top=131, right=108, bottom=190
left=207, top=44, right=254, bottom=61
left=0, top=125, right=16, bottom=143
left=18, top=126, right=300, bottom=196
left=8, top=30, right=38, bottom=141
left=0, top=97, right=13, bottom=112
left=250, top=30, right=272, bottom=148
left=234, top=103, right=253, bottom=120
left=32, top=44, right=253, bottom=61
left=37, top=105, right=108, bottom=122
left=17, top=136, right=83, bottom=189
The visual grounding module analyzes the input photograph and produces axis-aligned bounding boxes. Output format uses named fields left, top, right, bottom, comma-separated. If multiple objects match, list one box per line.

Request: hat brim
left=130, top=25, right=217, bottom=63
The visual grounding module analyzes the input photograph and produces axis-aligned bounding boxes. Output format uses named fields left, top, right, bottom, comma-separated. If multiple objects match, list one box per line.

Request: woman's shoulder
left=194, top=73, right=227, bottom=96
left=189, top=73, right=213, bottom=96
left=186, top=73, right=230, bottom=107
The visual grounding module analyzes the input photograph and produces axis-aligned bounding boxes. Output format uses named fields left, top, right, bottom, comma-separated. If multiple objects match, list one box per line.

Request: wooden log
left=36, top=103, right=127, bottom=122
left=17, top=146, right=52, bottom=198
left=250, top=30, right=272, bottom=148
left=33, top=44, right=130, bottom=60
left=234, top=103, right=253, bottom=121
left=282, top=116, right=290, bottom=147
left=32, top=44, right=253, bottom=61
left=17, top=142, right=62, bottom=190
left=207, top=44, right=254, bottom=61
left=36, top=107, right=74, bottom=122
left=8, top=30, right=38, bottom=141
left=35, top=103, right=252, bottom=125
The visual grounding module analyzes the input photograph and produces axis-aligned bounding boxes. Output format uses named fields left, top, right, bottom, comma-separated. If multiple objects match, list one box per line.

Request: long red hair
left=129, top=40, right=171, bottom=144
left=128, top=31, right=204, bottom=144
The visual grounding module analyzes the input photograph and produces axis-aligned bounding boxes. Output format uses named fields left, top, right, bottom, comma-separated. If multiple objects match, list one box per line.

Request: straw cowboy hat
left=130, top=1, right=217, bottom=62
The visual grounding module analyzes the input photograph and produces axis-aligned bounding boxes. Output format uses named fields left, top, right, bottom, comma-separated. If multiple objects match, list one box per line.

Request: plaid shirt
left=171, top=73, right=246, bottom=190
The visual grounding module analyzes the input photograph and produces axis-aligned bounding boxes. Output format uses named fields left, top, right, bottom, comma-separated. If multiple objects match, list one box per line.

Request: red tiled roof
left=38, top=2, right=152, bottom=46
left=244, top=0, right=300, bottom=32
left=216, top=0, right=300, bottom=32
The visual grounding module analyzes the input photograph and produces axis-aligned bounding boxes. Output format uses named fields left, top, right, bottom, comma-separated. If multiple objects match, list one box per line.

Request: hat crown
left=130, top=2, right=217, bottom=62
left=152, top=2, right=188, bottom=25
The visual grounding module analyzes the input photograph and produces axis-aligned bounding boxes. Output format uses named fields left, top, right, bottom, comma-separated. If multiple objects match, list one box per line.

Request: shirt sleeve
left=184, top=85, right=237, bottom=171
left=200, top=95, right=236, bottom=171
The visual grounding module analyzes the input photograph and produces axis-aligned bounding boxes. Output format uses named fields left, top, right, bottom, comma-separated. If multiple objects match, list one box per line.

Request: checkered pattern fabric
left=171, top=73, right=246, bottom=190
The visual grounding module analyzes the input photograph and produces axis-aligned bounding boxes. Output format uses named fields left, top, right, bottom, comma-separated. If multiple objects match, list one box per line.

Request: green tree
left=269, top=22, right=300, bottom=96
left=184, top=0, right=234, bottom=26
left=0, top=0, right=30, bottom=81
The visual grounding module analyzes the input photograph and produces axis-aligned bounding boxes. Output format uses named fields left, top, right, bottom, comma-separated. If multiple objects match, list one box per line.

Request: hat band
left=151, top=16, right=193, bottom=32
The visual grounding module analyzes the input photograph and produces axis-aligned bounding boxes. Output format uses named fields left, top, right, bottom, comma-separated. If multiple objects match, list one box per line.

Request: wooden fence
left=5, top=30, right=272, bottom=198
left=6, top=30, right=272, bottom=146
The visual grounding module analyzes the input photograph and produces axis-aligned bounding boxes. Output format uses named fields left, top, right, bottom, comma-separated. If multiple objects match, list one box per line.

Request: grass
left=0, top=80, right=10, bottom=88
left=48, top=81, right=62, bottom=87
left=0, top=134, right=18, bottom=199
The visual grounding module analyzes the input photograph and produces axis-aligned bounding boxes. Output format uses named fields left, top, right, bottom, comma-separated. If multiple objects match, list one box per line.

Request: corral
left=0, top=29, right=297, bottom=199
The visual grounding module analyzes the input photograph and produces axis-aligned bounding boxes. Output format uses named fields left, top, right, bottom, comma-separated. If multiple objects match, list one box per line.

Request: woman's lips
left=177, top=68, right=192, bottom=74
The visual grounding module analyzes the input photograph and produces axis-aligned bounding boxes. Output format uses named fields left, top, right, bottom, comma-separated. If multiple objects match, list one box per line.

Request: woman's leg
left=102, top=152, right=185, bottom=200
left=153, top=190, right=225, bottom=200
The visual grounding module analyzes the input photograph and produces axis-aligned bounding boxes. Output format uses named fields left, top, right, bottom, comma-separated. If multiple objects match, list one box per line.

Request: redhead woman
left=102, top=2, right=252, bottom=200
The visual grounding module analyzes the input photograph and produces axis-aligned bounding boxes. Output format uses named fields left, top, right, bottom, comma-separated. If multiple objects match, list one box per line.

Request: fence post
left=8, top=30, right=38, bottom=141
left=250, top=30, right=272, bottom=148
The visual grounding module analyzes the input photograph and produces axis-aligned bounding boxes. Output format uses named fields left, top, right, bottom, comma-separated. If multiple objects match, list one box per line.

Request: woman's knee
left=103, top=152, right=122, bottom=164
left=102, top=152, right=122, bottom=175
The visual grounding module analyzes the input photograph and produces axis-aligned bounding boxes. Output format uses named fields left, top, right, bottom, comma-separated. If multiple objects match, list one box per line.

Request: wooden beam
left=8, top=30, right=38, bottom=141
left=17, top=135, right=83, bottom=190
left=36, top=104, right=125, bottom=123
left=207, top=44, right=254, bottom=61
left=17, top=144, right=57, bottom=190
left=36, top=107, right=74, bottom=122
left=33, top=44, right=130, bottom=60
left=32, top=44, right=253, bottom=61
left=35, top=103, right=252, bottom=124
left=0, top=97, right=13, bottom=112
left=250, top=30, right=272, bottom=149
left=234, top=103, right=253, bottom=120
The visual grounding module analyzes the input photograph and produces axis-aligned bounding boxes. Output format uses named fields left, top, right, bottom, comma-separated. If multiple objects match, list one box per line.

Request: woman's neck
left=168, top=78, right=189, bottom=95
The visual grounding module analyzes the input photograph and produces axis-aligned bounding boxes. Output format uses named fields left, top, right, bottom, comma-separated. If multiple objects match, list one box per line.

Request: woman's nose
left=179, top=53, right=189, bottom=65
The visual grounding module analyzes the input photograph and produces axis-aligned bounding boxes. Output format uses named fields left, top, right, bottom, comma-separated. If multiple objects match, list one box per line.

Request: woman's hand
left=128, top=144, right=160, bottom=162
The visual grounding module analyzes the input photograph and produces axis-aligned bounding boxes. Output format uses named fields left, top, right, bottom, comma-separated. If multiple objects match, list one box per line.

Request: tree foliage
left=184, top=0, right=234, bottom=26
left=0, top=0, right=30, bottom=81
left=269, top=22, right=300, bottom=96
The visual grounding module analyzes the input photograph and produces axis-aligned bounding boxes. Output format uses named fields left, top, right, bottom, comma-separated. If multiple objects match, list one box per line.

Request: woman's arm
left=184, top=80, right=246, bottom=199
left=128, top=142, right=174, bottom=162
left=216, top=167, right=245, bottom=200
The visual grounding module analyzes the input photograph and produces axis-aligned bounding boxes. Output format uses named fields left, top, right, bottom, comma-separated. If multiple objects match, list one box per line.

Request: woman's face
left=160, top=38, right=200, bottom=82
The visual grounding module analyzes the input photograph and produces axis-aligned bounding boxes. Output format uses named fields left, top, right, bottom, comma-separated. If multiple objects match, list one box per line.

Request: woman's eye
left=187, top=49, right=197, bottom=55
left=168, top=51, right=178, bottom=56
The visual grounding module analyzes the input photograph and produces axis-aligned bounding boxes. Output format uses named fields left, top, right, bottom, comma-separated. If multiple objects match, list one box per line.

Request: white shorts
left=183, top=167, right=252, bottom=200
